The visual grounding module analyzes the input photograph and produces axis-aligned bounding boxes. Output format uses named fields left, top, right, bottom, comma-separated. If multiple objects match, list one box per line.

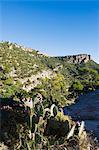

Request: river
left=63, top=89, right=99, bottom=140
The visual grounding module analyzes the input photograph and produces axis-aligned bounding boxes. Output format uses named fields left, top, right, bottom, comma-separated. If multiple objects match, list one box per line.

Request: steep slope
left=0, top=41, right=99, bottom=106
left=0, top=42, right=70, bottom=106
left=0, top=41, right=99, bottom=150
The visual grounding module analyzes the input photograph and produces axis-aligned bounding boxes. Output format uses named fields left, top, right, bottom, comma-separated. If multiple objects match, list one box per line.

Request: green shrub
left=72, top=81, right=84, bottom=91
left=4, top=77, right=14, bottom=85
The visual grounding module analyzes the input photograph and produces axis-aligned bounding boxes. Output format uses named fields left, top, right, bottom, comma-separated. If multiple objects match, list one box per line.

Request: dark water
left=63, top=89, right=99, bottom=139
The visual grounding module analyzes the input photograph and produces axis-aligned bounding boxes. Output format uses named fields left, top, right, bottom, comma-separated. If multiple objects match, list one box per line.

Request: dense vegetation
left=0, top=41, right=99, bottom=149
left=0, top=41, right=99, bottom=105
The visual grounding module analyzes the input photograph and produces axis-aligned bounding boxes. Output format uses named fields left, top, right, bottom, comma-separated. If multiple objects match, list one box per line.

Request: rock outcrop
left=56, top=54, right=91, bottom=64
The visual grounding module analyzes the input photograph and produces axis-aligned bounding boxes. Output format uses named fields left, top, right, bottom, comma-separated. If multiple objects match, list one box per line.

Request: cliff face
left=57, top=54, right=91, bottom=64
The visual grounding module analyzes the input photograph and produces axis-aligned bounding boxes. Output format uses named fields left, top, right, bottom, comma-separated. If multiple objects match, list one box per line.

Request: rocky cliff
left=56, top=54, right=91, bottom=64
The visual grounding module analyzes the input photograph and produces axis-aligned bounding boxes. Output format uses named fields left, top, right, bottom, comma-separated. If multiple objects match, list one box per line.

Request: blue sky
left=0, top=0, right=99, bottom=63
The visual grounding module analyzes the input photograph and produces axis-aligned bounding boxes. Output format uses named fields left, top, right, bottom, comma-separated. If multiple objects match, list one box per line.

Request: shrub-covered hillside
left=0, top=41, right=99, bottom=150
left=0, top=41, right=99, bottom=106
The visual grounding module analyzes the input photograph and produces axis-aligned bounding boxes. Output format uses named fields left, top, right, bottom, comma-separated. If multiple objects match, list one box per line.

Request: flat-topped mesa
left=57, top=54, right=91, bottom=64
